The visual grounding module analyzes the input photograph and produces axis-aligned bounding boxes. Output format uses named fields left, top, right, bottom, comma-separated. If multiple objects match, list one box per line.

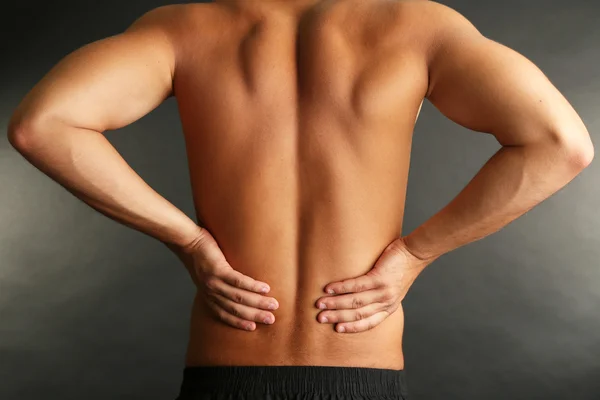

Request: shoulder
left=384, top=1, right=481, bottom=64
left=389, top=0, right=470, bottom=21
left=128, top=4, right=187, bottom=30
left=125, top=3, right=227, bottom=63
left=395, top=1, right=480, bottom=41
left=127, top=3, right=230, bottom=36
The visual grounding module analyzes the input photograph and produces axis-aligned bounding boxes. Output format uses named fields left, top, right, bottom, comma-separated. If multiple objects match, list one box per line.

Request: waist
left=184, top=291, right=406, bottom=369
left=176, top=365, right=410, bottom=399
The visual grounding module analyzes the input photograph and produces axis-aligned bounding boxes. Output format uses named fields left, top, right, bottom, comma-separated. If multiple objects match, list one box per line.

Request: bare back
left=173, top=0, right=429, bottom=369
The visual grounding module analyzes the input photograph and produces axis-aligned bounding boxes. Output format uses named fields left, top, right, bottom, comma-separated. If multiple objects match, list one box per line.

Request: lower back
left=182, top=154, right=410, bottom=369
left=185, top=274, right=406, bottom=370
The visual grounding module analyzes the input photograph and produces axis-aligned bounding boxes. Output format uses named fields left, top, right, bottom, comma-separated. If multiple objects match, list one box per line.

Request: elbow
left=7, top=114, right=47, bottom=153
left=570, top=142, right=594, bottom=169
left=7, top=111, right=30, bottom=151
left=7, top=122, right=30, bottom=152
left=564, top=138, right=594, bottom=170
left=546, top=128, right=595, bottom=170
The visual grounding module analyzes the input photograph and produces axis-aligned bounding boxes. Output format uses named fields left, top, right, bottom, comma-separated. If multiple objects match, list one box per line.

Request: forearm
left=403, top=141, right=592, bottom=265
left=8, top=118, right=202, bottom=249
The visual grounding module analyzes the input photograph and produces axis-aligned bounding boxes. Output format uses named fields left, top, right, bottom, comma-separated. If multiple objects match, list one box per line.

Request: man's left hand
left=314, top=237, right=433, bottom=333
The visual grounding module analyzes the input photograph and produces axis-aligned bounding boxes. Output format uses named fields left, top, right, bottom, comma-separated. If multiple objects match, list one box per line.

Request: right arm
left=314, top=2, right=593, bottom=334
left=403, top=1, right=594, bottom=265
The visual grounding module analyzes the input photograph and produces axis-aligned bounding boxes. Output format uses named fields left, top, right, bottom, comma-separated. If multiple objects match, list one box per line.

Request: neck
left=215, top=0, right=325, bottom=13
left=215, top=0, right=324, bottom=6
left=216, top=0, right=322, bottom=2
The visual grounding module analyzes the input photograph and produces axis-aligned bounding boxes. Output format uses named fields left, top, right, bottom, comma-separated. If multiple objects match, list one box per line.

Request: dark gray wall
left=1, top=1, right=598, bottom=399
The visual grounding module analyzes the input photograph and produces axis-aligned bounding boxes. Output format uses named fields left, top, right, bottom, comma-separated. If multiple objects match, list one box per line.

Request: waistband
left=178, top=365, right=409, bottom=398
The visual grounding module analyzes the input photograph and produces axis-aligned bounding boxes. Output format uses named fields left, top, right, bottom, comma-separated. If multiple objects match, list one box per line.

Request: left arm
left=6, top=6, right=281, bottom=330
left=7, top=6, right=201, bottom=249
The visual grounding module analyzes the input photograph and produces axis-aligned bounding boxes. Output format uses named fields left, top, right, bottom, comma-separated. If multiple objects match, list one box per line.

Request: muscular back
left=172, top=0, right=428, bottom=369
left=174, top=0, right=428, bottom=369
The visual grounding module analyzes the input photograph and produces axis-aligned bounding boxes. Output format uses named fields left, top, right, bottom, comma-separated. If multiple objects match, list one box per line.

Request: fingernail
left=268, top=303, right=277, bottom=310
left=318, top=303, right=326, bottom=309
left=246, top=324, right=254, bottom=331
left=260, top=286, right=269, bottom=293
left=327, top=289, right=335, bottom=294
left=263, top=316, right=274, bottom=324
left=338, top=326, right=345, bottom=333
left=321, top=316, right=328, bottom=323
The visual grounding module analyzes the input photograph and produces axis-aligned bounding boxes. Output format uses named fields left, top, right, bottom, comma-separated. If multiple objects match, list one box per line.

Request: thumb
left=368, top=240, right=411, bottom=278
left=188, top=228, right=233, bottom=275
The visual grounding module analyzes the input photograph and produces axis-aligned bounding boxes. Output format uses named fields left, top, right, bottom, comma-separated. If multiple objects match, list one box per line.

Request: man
left=7, top=0, right=593, bottom=399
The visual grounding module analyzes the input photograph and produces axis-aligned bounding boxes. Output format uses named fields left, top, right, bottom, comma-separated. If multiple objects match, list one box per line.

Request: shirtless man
left=7, top=0, right=593, bottom=399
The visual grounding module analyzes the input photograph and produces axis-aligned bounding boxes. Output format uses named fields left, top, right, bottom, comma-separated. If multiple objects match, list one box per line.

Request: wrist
left=397, top=235, right=440, bottom=266
left=163, top=224, right=205, bottom=255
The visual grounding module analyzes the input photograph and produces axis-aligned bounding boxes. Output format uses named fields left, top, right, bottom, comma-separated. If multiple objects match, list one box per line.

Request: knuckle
left=232, top=275, right=243, bottom=288
left=230, top=305, right=241, bottom=317
left=382, top=287, right=395, bottom=301
left=354, top=310, right=363, bottom=321
left=202, top=292, right=217, bottom=307
left=204, top=277, right=218, bottom=291
left=233, top=292, right=244, bottom=304
left=351, top=297, right=363, bottom=308
left=373, top=276, right=386, bottom=288
left=214, top=305, right=227, bottom=320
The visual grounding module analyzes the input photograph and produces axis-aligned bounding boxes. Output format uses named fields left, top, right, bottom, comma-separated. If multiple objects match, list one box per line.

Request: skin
left=7, top=0, right=593, bottom=370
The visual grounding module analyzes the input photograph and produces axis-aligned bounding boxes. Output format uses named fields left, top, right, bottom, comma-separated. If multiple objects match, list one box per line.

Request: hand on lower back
left=165, top=227, right=279, bottom=331
left=315, top=237, right=430, bottom=333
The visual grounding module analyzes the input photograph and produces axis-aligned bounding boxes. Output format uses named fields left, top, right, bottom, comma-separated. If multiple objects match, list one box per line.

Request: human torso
left=170, top=0, right=430, bottom=369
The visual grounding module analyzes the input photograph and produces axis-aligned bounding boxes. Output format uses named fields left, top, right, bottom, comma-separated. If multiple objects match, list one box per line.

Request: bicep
left=425, top=3, right=588, bottom=147
left=12, top=6, right=176, bottom=133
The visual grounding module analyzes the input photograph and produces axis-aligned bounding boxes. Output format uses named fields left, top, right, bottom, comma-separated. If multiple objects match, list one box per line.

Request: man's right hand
left=165, top=227, right=279, bottom=331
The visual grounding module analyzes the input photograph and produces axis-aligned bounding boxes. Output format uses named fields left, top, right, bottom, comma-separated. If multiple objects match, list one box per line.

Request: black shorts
left=175, top=365, right=410, bottom=400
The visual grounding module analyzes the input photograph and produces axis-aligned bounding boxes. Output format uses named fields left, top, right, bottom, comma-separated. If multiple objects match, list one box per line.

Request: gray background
left=1, top=0, right=598, bottom=399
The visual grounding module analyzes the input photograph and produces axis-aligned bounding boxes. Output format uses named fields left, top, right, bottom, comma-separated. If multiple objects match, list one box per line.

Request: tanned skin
left=8, top=0, right=593, bottom=371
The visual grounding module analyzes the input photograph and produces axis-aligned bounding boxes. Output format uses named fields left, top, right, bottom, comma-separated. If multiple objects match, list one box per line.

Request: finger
left=213, top=278, right=279, bottom=311
left=211, top=292, right=276, bottom=325
left=218, top=267, right=272, bottom=294
left=315, top=289, right=388, bottom=310
left=335, top=311, right=390, bottom=333
left=205, top=300, right=257, bottom=331
left=317, top=302, right=385, bottom=324
left=324, top=274, right=383, bottom=295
